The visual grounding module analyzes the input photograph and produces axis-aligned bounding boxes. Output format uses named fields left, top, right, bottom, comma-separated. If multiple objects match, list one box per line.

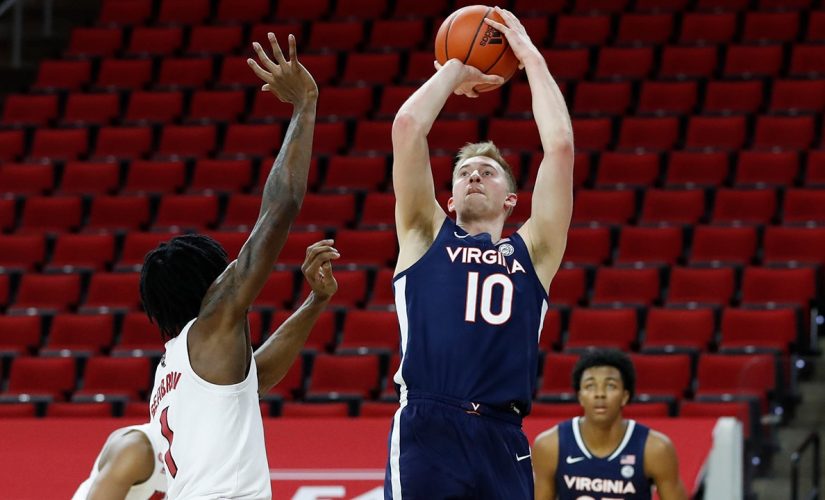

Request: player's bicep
left=391, top=116, right=443, bottom=235
left=87, top=435, right=154, bottom=500
left=526, top=154, right=573, bottom=255
left=532, top=429, right=559, bottom=500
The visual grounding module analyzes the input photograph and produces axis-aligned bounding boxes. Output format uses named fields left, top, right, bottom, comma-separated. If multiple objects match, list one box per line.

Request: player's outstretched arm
left=254, top=240, right=338, bottom=396
left=532, top=427, right=559, bottom=500
left=487, top=8, right=574, bottom=291
left=85, top=432, right=155, bottom=500
left=189, top=34, right=318, bottom=384
left=392, top=61, right=503, bottom=252
left=644, top=430, right=689, bottom=500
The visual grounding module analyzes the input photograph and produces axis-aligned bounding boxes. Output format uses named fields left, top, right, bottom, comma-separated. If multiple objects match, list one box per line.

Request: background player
left=386, top=7, right=574, bottom=499
left=139, top=33, right=317, bottom=499
left=532, top=349, right=687, bottom=500
left=74, top=239, right=339, bottom=500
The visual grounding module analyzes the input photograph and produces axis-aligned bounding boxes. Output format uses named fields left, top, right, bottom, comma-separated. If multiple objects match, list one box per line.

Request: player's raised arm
left=85, top=432, right=155, bottom=500
left=392, top=60, right=503, bottom=249
left=196, top=35, right=317, bottom=330
left=254, top=240, right=338, bottom=396
left=532, top=427, right=560, bottom=500
left=487, top=8, right=574, bottom=291
left=645, top=431, right=689, bottom=500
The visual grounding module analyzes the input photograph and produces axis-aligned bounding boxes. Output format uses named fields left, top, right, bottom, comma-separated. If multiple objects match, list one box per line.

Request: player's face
left=577, top=366, right=629, bottom=423
left=448, top=156, right=515, bottom=219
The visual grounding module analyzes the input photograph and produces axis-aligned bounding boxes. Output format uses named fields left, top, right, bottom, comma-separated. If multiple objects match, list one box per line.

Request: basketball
left=434, top=5, right=520, bottom=93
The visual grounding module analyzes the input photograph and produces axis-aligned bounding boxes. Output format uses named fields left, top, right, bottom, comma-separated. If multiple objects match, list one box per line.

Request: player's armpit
left=532, top=427, right=559, bottom=500
left=644, top=430, right=689, bottom=500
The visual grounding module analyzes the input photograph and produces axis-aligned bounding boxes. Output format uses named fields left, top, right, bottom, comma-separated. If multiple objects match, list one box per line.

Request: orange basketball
left=434, top=5, right=520, bottom=93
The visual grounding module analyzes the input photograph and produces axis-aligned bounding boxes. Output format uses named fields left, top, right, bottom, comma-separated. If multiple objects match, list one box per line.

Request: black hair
left=139, top=234, right=229, bottom=341
left=572, top=349, right=636, bottom=400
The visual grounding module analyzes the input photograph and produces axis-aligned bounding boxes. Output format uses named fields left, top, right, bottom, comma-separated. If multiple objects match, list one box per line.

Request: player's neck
left=579, top=416, right=628, bottom=457
left=455, top=217, right=505, bottom=243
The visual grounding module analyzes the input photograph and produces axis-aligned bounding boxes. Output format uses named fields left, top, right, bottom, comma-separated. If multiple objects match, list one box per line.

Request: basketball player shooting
left=137, top=34, right=321, bottom=499
left=532, top=350, right=687, bottom=500
left=385, top=6, right=574, bottom=499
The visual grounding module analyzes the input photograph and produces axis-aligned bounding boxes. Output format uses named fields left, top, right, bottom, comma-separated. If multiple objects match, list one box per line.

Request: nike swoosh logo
left=566, top=456, right=586, bottom=464
left=516, top=453, right=531, bottom=462
left=454, top=232, right=470, bottom=239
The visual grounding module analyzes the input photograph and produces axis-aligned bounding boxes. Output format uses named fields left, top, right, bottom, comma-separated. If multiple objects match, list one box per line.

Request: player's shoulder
left=644, top=428, right=677, bottom=459
left=534, top=424, right=560, bottom=450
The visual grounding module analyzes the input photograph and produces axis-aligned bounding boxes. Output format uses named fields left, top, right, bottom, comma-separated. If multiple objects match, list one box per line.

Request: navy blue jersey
left=392, top=217, right=548, bottom=414
left=556, top=417, right=652, bottom=500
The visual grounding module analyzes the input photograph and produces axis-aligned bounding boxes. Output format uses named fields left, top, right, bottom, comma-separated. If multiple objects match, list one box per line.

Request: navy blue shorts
left=384, top=392, right=533, bottom=499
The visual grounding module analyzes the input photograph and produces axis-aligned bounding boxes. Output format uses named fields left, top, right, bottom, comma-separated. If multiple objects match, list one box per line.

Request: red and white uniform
left=72, top=424, right=167, bottom=500
left=148, top=319, right=270, bottom=499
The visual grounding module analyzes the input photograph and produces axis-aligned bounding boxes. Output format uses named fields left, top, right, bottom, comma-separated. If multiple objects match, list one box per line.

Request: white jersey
left=73, top=424, right=167, bottom=500
left=148, top=319, right=270, bottom=500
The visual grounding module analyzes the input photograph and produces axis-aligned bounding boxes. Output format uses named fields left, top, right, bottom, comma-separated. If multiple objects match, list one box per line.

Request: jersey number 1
left=465, top=272, right=513, bottom=325
left=160, top=407, right=179, bottom=478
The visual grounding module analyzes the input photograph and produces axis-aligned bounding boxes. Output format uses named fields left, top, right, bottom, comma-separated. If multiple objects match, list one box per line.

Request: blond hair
left=453, top=141, right=517, bottom=193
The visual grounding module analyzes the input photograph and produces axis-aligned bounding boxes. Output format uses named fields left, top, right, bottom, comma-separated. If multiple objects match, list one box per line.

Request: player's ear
left=447, top=196, right=456, bottom=213
left=504, top=192, right=517, bottom=209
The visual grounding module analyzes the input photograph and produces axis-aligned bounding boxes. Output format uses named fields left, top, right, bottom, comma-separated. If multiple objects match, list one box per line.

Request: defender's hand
left=248, top=33, right=318, bottom=105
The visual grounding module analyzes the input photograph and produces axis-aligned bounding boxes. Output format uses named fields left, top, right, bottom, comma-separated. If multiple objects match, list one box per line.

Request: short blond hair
left=453, top=141, right=517, bottom=193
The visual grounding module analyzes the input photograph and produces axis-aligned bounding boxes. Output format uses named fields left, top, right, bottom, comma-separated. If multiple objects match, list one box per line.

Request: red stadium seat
left=124, top=160, right=186, bottom=194
left=808, top=11, right=825, bottom=42
left=542, top=48, right=591, bottom=81
left=29, top=128, right=88, bottom=161
left=299, top=270, right=368, bottom=308
left=573, top=0, right=629, bottom=12
left=783, top=189, right=825, bottom=225
left=82, top=273, right=142, bottom=312
left=719, top=308, right=798, bottom=354
left=685, top=116, right=746, bottom=150
left=536, top=352, right=579, bottom=401
left=0, top=235, right=45, bottom=272
left=703, top=81, right=764, bottom=114
left=342, top=53, right=400, bottom=85
left=753, top=116, right=815, bottom=150
left=263, top=230, right=327, bottom=267
left=124, top=92, right=183, bottom=123
left=294, top=194, right=356, bottom=229
left=126, top=27, right=182, bottom=56
left=689, top=225, right=756, bottom=265
left=0, top=198, right=14, bottom=232
left=391, top=0, right=444, bottom=17
left=617, top=117, right=679, bottom=151
left=573, top=118, right=612, bottom=151
left=635, top=0, right=688, bottom=11
left=112, top=312, right=164, bottom=356
left=789, top=45, right=825, bottom=76
left=743, top=11, right=799, bottom=43
left=48, top=402, right=112, bottom=418
left=189, top=159, right=252, bottom=193
left=263, top=356, right=305, bottom=401
left=86, top=196, right=150, bottom=232
left=679, top=401, right=754, bottom=439
left=572, top=189, right=636, bottom=225
left=0, top=164, right=53, bottom=195
left=734, top=151, right=799, bottom=187
left=642, top=308, right=715, bottom=353
left=187, top=90, right=245, bottom=123
left=566, top=308, right=638, bottom=350
left=269, top=310, right=335, bottom=353
left=595, top=152, right=660, bottom=188
left=352, top=121, right=393, bottom=154
left=157, top=125, right=216, bottom=158
left=338, top=310, right=399, bottom=354
left=157, top=58, right=213, bottom=89
left=639, top=189, right=705, bottom=225
left=574, top=81, right=632, bottom=115
left=659, top=46, right=717, bottom=79
left=333, top=230, right=396, bottom=267
left=116, top=232, right=180, bottom=271
left=616, top=13, right=673, bottom=45
left=741, top=267, right=816, bottom=311
left=711, top=188, right=777, bottom=225
left=306, top=354, right=381, bottom=400
left=323, top=156, right=387, bottom=192
left=368, top=268, right=395, bottom=308
left=275, top=0, right=329, bottom=20
left=0, top=130, right=24, bottom=161
left=41, top=314, right=114, bottom=356
left=216, top=0, right=269, bottom=22
left=554, top=15, right=611, bottom=46
left=762, top=226, right=825, bottom=265
left=632, top=353, right=691, bottom=401
left=592, top=267, right=660, bottom=305
left=369, top=19, right=425, bottom=49
left=251, top=271, right=296, bottom=310
left=665, top=151, right=729, bottom=187
left=594, top=47, right=653, bottom=80
left=615, top=225, right=683, bottom=265
left=667, top=266, right=735, bottom=306
left=769, top=80, right=825, bottom=113
left=695, top=353, right=776, bottom=411
left=186, top=25, right=243, bottom=55
left=96, top=58, right=152, bottom=90
left=538, top=308, right=563, bottom=353
left=222, top=124, right=282, bottom=158
left=0, top=316, right=42, bottom=356
left=94, top=126, right=153, bottom=160
left=808, top=151, right=825, bottom=187
left=548, top=267, right=587, bottom=307
left=680, top=12, right=736, bottom=43
left=156, top=0, right=209, bottom=24
left=333, top=0, right=387, bottom=18
left=637, top=81, right=697, bottom=115
left=316, top=87, right=373, bottom=119
left=2, top=94, right=58, bottom=126
left=309, top=21, right=364, bottom=51
left=3, top=357, right=76, bottom=401
left=18, top=195, right=83, bottom=234
left=58, top=161, right=120, bottom=195
left=32, top=60, right=91, bottom=91
left=562, top=227, right=611, bottom=266
left=98, top=0, right=152, bottom=25
left=9, top=274, right=81, bottom=313
left=46, top=233, right=115, bottom=272
left=359, top=193, right=396, bottom=229
left=63, top=93, right=120, bottom=126
left=153, top=194, right=219, bottom=231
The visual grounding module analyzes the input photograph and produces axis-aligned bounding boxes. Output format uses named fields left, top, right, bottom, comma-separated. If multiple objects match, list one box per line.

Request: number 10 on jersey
left=464, top=272, right=513, bottom=325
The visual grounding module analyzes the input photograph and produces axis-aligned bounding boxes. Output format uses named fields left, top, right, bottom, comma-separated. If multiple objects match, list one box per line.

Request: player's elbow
left=392, top=111, right=427, bottom=143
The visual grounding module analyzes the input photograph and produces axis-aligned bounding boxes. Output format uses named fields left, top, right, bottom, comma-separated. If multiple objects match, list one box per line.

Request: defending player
left=385, top=7, right=573, bottom=499
left=532, top=350, right=687, bottom=500
left=139, top=33, right=318, bottom=499
left=74, top=239, right=339, bottom=499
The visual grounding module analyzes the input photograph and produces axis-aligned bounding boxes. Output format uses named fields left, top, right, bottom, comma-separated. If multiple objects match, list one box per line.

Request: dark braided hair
left=572, top=349, right=636, bottom=400
left=140, top=234, right=229, bottom=341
